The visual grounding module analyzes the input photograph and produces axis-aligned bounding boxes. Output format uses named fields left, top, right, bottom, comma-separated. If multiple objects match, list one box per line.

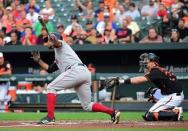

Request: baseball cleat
left=111, top=110, right=120, bottom=124
left=175, top=107, right=183, bottom=121
left=38, top=116, right=55, bottom=124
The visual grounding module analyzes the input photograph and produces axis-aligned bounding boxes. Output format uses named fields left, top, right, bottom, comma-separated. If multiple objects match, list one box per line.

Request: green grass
left=0, top=112, right=187, bottom=121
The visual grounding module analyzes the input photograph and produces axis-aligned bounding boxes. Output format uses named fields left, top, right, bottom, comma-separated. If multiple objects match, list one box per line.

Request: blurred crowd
left=0, top=0, right=187, bottom=46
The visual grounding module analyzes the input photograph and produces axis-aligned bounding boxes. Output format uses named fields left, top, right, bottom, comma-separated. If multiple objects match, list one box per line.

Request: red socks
left=92, top=102, right=114, bottom=115
left=47, top=93, right=56, bottom=119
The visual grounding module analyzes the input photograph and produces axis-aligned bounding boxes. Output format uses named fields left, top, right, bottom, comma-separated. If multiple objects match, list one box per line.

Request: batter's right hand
left=31, top=51, right=41, bottom=62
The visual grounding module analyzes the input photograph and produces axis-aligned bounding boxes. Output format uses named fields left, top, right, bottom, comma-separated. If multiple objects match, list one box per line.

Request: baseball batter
left=31, top=34, right=120, bottom=124
left=0, top=52, right=12, bottom=112
left=105, top=53, right=184, bottom=121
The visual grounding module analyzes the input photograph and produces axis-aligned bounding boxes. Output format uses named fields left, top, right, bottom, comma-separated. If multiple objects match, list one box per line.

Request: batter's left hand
left=31, top=51, right=41, bottom=62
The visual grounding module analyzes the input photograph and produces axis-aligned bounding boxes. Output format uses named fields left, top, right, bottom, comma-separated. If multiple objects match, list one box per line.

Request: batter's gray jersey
left=54, top=40, right=83, bottom=73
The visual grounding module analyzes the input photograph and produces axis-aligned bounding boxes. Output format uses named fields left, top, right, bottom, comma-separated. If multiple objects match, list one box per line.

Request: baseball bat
left=111, top=85, right=117, bottom=109
left=38, top=16, right=49, bottom=42
left=38, top=16, right=49, bottom=34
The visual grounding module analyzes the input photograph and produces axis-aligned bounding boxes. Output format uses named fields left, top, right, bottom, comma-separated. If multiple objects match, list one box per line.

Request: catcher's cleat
left=111, top=110, right=120, bottom=124
left=38, top=116, right=55, bottom=124
left=174, top=107, right=183, bottom=121
left=142, top=115, right=148, bottom=121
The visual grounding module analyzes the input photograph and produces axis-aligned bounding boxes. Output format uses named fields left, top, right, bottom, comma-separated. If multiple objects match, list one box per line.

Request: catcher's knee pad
left=142, top=111, right=156, bottom=121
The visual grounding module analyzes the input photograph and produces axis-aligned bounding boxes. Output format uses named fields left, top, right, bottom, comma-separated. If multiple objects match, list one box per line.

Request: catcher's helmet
left=139, top=53, right=159, bottom=66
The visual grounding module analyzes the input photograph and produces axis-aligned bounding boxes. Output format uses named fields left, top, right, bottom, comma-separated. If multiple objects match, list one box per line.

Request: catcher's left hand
left=103, top=77, right=120, bottom=89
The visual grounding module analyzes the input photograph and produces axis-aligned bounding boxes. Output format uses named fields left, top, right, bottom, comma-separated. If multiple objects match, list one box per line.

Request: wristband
left=37, top=58, right=41, bottom=63
left=124, top=78, right=131, bottom=84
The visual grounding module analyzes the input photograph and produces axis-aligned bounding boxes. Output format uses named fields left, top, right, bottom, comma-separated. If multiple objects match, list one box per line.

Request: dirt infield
left=0, top=120, right=188, bottom=128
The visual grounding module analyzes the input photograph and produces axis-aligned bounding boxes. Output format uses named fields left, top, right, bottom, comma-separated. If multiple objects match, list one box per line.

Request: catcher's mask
left=139, top=53, right=159, bottom=69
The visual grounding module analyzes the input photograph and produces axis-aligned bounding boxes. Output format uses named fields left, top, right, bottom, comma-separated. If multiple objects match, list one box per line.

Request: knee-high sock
left=47, top=93, right=56, bottom=119
left=92, top=102, right=114, bottom=115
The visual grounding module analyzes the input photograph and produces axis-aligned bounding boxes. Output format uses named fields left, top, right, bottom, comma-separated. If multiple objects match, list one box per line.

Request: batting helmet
left=43, top=32, right=61, bottom=43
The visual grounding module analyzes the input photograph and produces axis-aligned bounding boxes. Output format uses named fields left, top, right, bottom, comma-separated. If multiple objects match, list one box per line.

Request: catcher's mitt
left=103, top=77, right=120, bottom=89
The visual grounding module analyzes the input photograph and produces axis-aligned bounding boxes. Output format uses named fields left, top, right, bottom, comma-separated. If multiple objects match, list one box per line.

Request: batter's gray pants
left=47, top=65, right=93, bottom=111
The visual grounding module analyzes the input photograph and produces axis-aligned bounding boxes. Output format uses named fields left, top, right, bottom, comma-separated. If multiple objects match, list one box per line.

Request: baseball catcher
left=104, top=53, right=184, bottom=121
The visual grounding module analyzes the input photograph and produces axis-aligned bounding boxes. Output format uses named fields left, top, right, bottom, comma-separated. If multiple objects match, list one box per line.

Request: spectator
left=161, top=0, right=174, bottom=8
left=87, top=63, right=96, bottom=74
left=75, top=0, right=94, bottom=20
left=0, top=52, right=12, bottom=112
left=171, top=0, right=183, bottom=26
left=157, top=3, right=168, bottom=18
left=0, top=8, right=4, bottom=21
left=25, top=0, right=40, bottom=13
left=116, top=18, right=132, bottom=44
left=104, top=28, right=116, bottom=44
left=182, top=1, right=188, bottom=17
left=104, top=0, right=117, bottom=10
left=122, top=0, right=132, bottom=11
left=96, top=13, right=117, bottom=35
left=1, top=13, right=14, bottom=34
left=170, top=28, right=182, bottom=42
left=64, top=15, right=82, bottom=36
left=97, top=5, right=114, bottom=22
left=0, top=36, right=5, bottom=46
left=26, top=6, right=39, bottom=24
left=126, top=16, right=140, bottom=36
left=141, top=0, right=158, bottom=18
left=16, top=10, right=32, bottom=32
left=21, top=26, right=37, bottom=46
left=3, top=6, right=14, bottom=33
left=34, top=13, right=54, bottom=36
left=137, top=0, right=148, bottom=11
left=56, top=24, right=67, bottom=42
left=0, top=29, right=11, bottom=44
left=85, top=29, right=98, bottom=44
left=115, top=5, right=126, bottom=26
left=36, top=27, right=49, bottom=45
left=33, top=69, right=48, bottom=94
left=177, top=19, right=188, bottom=39
left=85, top=20, right=94, bottom=37
left=95, top=0, right=105, bottom=18
left=7, top=31, right=21, bottom=45
left=139, top=27, right=163, bottom=43
left=71, top=24, right=87, bottom=45
left=125, top=2, right=141, bottom=20
left=96, top=32, right=105, bottom=44
left=12, top=3, right=25, bottom=21
left=171, top=0, right=183, bottom=14
left=7, top=24, right=21, bottom=41
left=40, top=0, right=55, bottom=20
left=157, top=4, right=171, bottom=37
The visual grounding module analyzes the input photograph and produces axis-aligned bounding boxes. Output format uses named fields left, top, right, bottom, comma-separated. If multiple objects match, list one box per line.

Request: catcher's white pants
left=47, top=65, right=93, bottom=111
left=149, top=92, right=184, bottom=112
